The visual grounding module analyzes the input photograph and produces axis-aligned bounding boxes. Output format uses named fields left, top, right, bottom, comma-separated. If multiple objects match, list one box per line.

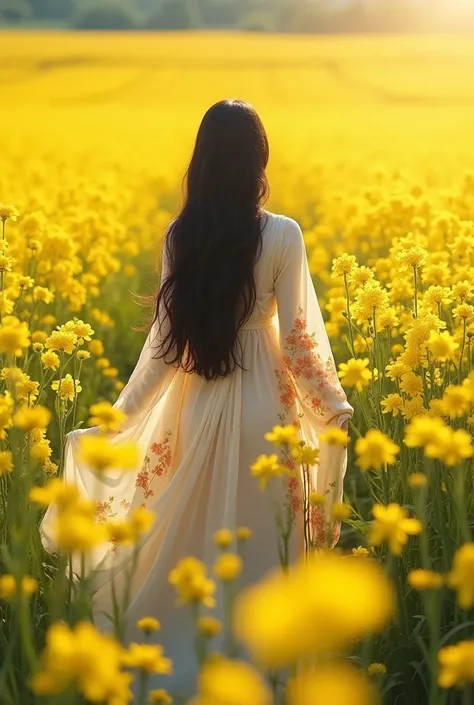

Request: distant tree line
left=1, top=0, right=474, bottom=33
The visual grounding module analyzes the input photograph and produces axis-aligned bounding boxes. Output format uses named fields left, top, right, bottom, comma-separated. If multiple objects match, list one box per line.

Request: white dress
left=42, top=212, right=353, bottom=695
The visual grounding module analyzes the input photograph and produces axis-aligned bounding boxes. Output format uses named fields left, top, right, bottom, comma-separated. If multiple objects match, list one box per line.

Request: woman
left=42, top=99, right=353, bottom=694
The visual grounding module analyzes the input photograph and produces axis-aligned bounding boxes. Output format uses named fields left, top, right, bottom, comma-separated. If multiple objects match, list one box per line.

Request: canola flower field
left=2, top=30, right=474, bottom=705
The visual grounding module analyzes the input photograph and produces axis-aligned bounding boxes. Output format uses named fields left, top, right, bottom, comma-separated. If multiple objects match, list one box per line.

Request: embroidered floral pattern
left=96, top=496, right=117, bottom=523
left=282, top=307, right=347, bottom=419
left=310, top=503, right=341, bottom=548
left=136, top=430, right=173, bottom=500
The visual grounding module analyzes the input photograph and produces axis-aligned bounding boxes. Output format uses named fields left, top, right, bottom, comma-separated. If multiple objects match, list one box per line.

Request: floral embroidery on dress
left=136, top=429, right=172, bottom=500
left=310, top=498, right=340, bottom=549
left=96, top=496, right=117, bottom=523
left=282, top=307, right=347, bottom=418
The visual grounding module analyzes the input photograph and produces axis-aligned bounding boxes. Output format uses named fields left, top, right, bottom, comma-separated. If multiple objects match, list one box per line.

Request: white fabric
left=41, top=212, right=353, bottom=696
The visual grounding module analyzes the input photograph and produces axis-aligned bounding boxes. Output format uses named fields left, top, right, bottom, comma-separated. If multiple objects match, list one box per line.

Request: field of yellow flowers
left=2, top=29, right=474, bottom=705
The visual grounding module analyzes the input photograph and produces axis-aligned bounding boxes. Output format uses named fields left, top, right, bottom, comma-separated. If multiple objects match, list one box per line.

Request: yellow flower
left=408, top=472, right=429, bottom=489
left=149, top=689, right=172, bottom=704
left=51, top=374, right=82, bottom=402
left=43, top=459, right=58, bottom=476
left=13, top=405, right=51, bottom=431
left=236, top=526, right=252, bottom=541
left=438, top=640, right=474, bottom=688
left=396, top=245, right=428, bottom=270
left=198, top=616, right=222, bottom=638
left=355, top=430, right=399, bottom=471
left=129, top=506, right=156, bottom=537
left=0, top=204, right=19, bottom=221
left=338, top=358, right=372, bottom=391
left=0, top=392, right=13, bottom=439
left=292, top=442, right=320, bottom=464
left=408, top=569, right=444, bottom=590
left=448, top=543, right=474, bottom=609
left=0, top=315, right=31, bottom=355
left=264, top=424, right=299, bottom=447
left=64, top=319, right=94, bottom=341
left=287, top=663, right=376, bottom=705
left=169, top=557, right=216, bottom=608
left=55, top=509, right=108, bottom=553
left=385, top=358, right=409, bottom=380
left=41, top=350, right=60, bottom=370
left=381, top=393, right=404, bottom=416
left=352, top=546, right=370, bottom=557
left=33, top=286, right=54, bottom=303
left=233, top=552, right=394, bottom=668
left=309, top=491, right=326, bottom=507
left=77, top=350, right=90, bottom=361
left=405, top=415, right=447, bottom=448
left=319, top=428, right=350, bottom=446
left=402, top=395, right=426, bottom=420
left=213, top=529, right=233, bottom=548
left=122, top=643, right=172, bottom=675
left=79, top=436, right=138, bottom=474
left=137, top=617, right=160, bottom=634
left=194, top=659, right=272, bottom=705
left=0, top=575, right=38, bottom=601
left=369, top=504, right=422, bottom=555
left=332, top=253, right=358, bottom=277
left=400, top=371, right=423, bottom=397
left=440, top=385, right=471, bottom=419
left=213, top=553, right=243, bottom=582
left=89, top=401, right=126, bottom=432
left=331, top=503, right=352, bottom=521
left=250, top=454, right=287, bottom=490
left=425, top=427, right=474, bottom=466
left=45, top=329, right=77, bottom=354
left=0, top=450, right=13, bottom=476
left=427, top=331, right=459, bottom=362
left=31, top=621, right=126, bottom=701
left=29, top=478, right=81, bottom=508
left=368, top=662, right=387, bottom=676
left=32, top=342, right=44, bottom=352
left=89, top=339, right=105, bottom=356
left=454, top=303, right=474, bottom=321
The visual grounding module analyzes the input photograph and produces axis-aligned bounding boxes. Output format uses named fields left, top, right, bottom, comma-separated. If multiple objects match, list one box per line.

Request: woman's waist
left=239, top=315, right=277, bottom=331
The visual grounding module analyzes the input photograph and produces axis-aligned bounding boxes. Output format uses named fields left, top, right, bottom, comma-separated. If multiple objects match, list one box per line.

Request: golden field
left=2, top=30, right=474, bottom=705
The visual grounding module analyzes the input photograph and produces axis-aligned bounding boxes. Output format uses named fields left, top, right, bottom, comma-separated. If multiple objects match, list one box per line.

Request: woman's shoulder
left=262, top=211, right=303, bottom=244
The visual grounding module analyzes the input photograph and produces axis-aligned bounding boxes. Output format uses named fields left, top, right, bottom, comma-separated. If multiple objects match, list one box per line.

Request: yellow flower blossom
left=264, top=424, right=299, bottom=447
left=355, top=430, right=399, bottom=471
left=338, top=358, right=372, bottom=391
left=169, top=557, right=216, bottom=608
left=250, top=454, right=288, bottom=489
left=448, top=543, right=474, bottom=609
left=51, top=374, right=82, bottom=402
left=213, top=553, right=243, bottom=582
left=287, top=663, right=376, bottom=705
left=88, top=401, right=126, bottom=432
left=369, top=504, right=422, bottom=555
left=438, top=641, right=474, bottom=688
left=233, top=551, right=394, bottom=667
left=0, top=575, right=38, bottom=601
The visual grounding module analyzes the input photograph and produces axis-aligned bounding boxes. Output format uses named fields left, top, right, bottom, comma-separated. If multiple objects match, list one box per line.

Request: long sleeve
left=274, top=217, right=353, bottom=519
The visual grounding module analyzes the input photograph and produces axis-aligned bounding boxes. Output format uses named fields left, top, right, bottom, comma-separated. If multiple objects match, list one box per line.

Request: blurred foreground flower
left=448, top=543, right=474, bottom=608
left=31, top=621, right=131, bottom=702
left=191, top=658, right=272, bottom=705
left=287, top=663, right=376, bottom=705
left=233, top=551, right=394, bottom=667
left=438, top=640, right=474, bottom=688
left=79, top=435, right=138, bottom=474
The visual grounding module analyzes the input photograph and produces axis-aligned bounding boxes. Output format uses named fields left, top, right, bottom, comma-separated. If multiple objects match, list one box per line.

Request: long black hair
left=152, top=99, right=270, bottom=381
